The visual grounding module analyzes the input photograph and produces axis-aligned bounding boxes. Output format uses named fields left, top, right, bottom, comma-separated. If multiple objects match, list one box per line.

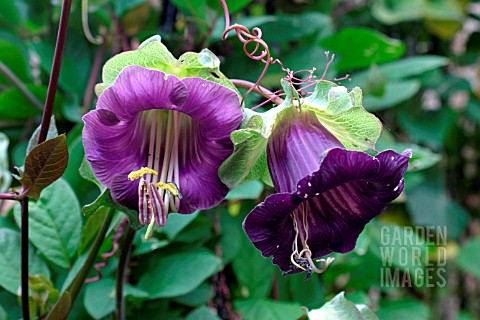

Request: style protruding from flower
left=83, top=65, right=242, bottom=237
left=242, top=87, right=411, bottom=279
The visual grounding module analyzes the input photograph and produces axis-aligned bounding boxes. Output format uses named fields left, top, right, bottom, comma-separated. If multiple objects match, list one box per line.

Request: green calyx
left=302, top=80, right=382, bottom=151
left=95, top=35, right=238, bottom=97
left=218, top=79, right=382, bottom=189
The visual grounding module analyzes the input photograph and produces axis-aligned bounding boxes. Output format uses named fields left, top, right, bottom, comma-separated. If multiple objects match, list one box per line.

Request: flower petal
left=95, top=65, right=186, bottom=120
left=267, top=108, right=343, bottom=193
left=83, top=65, right=242, bottom=214
left=242, top=193, right=302, bottom=273
left=110, top=173, right=139, bottom=210
left=244, top=148, right=410, bottom=273
left=83, top=109, right=148, bottom=186
left=176, top=78, right=243, bottom=213
left=297, top=148, right=411, bottom=255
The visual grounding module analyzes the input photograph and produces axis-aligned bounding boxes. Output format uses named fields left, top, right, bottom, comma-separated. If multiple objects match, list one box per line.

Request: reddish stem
left=37, top=0, right=72, bottom=145
left=230, top=79, right=284, bottom=106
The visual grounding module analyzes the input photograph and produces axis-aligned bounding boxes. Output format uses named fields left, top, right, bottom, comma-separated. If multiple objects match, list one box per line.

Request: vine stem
left=67, top=209, right=114, bottom=303
left=37, top=0, right=73, bottom=145
left=23, top=1, right=73, bottom=319
left=46, top=209, right=114, bottom=320
left=230, top=79, right=284, bottom=105
left=0, top=62, right=44, bottom=111
left=115, top=225, right=136, bottom=320
left=20, top=198, right=29, bottom=320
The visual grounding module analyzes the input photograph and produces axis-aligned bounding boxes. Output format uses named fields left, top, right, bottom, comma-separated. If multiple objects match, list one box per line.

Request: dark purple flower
left=83, top=66, right=242, bottom=230
left=243, top=108, right=410, bottom=276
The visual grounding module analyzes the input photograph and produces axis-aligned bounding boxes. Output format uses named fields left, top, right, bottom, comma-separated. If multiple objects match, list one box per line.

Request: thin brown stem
left=0, top=192, right=18, bottom=200
left=20, top=198, right=29, bottom=320
left=0, top=61, right=44, bottom=111
left=230, top=79, right=284, bottom=105
left=37, top=0, right=73, bottom=145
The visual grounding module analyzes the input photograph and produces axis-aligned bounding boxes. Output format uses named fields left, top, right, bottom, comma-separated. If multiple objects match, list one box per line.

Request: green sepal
left=96, top=36, right=238, bottom=97
left=219, top=103, right=289, bottom=189
left=82, top=188, right=142, bottom=230
left=219, top=80, right=382, bottom=189
left=219, top=112, right=269, bottom=189
left=303, top=80, right=382, bottom=151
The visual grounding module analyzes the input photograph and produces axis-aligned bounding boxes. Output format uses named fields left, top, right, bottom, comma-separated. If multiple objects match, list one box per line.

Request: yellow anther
left=156, top=182, right=182, bottom=199
left=128, top=167, right=158, bottom=181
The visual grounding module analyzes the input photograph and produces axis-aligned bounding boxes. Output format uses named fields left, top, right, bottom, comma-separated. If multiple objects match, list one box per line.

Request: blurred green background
left=0, top=0, right=479, bottom=319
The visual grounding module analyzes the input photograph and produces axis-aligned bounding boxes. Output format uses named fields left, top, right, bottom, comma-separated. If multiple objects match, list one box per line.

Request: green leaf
left=455, top=238, right=480, bottom=280
left=207, top=0, right=251, bottom=14
left=0, top=228, right=50, bottom=294
left=368, top=222, right=428, bottom=272
left=232, top=232, right=273, bottom=299
left=137, top=250, right=221, bottom=299
left=32, top=32, right=90, bottom=95
left=308, top=292, right=378, bottom=320
left=171, top=0, right=208, bottom=25
left=45, top=291, right=71, bottom=320
left=465, top=101, right=480, bottom=124
left=84, top=279, right=115, bottom=319
left=372, top=0, right=463, bottom=25
left=82, top=188, right=142, bottom=230
left=19, top=134, right=69, bottom=200
left=234, top=299, right=303, bottom=320
left=375, top=299, right=429, bottom=320
left=276, top=270, right=325, bottom=309
left=367, top=56, right=448, bottom=81
left=78, top=207, right=109, bottom=255
left=225, top=180, right=264, bottom=200
left=372, top=0, right=424, bottom=24
left=0, top=132, right=11, bottom=192
left=174, top=283, right=212, bottom=307
left=113, top=0, right=145, bottom=16
left=220, top=209, right=243, bottom=265
left=0, top=305, right=7, bottom=320
left=375, top=130, right=440, bottom=172
left=14, top=179, right=82, bottom=269
left=397, top=108, right=457, bottom=149
left=0, top=38, right=30, bottom=85
left=304, top=81, right=382, bottom=150
left=405, top=177, right=468, bottom=240
left=26, top=116, right=58, bottom=155
left=162, top=211, right=200, bottom=240
left=186, top=306, right=220, bottom=320
left=223, top=12, right=332, bottom=43
left=320, top=28, right=405, bottom=71
left=0, top=85, right=46, bottom=120
left=133, top=234, right=169, bottom=256
left=362, top=80, right=421, bottom=111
